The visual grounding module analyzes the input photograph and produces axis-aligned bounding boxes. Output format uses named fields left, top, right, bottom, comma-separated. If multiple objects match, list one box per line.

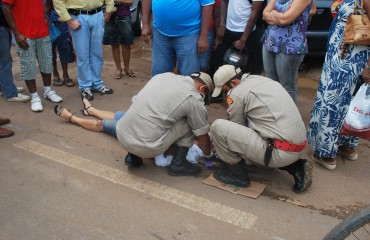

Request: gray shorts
left=15, top=36, right=53, bottom=80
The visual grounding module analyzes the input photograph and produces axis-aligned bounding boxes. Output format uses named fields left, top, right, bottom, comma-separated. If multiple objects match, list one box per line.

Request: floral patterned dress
left=307, top=0, right=370, bottom=158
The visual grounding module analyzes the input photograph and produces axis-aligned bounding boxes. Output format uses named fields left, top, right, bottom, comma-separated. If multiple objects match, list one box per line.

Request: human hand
left=67, top=19, right=81, bottom=31
left=141, top=24, right=151, bottom=44
left=233, top=39, right=246, bottom=51
left=197, top=35, right=209, bottom=54
left=15, top=33, right=29, bottom=49
left=362, top=68, right=370, bottom=84
left=104, top=12, right=112, bottom=23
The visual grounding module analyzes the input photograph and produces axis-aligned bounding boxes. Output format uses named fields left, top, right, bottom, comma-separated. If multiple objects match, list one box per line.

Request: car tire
left=132, top=4, right=142, bottom=36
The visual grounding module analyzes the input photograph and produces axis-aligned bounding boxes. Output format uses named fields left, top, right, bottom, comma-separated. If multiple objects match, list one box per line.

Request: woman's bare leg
left=82, top=97, right=115, bottom=120
left=59, top=107, right=104, bottom=132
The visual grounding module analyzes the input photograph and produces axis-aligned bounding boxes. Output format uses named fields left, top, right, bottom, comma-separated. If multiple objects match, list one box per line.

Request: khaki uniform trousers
left=121, top=118, right=194, bottom=158
left=210, top=119, right=300, bottom=168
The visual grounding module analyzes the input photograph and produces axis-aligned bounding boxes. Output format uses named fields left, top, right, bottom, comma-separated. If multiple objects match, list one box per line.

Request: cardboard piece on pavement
left=202, top=174, right=266, bottom=199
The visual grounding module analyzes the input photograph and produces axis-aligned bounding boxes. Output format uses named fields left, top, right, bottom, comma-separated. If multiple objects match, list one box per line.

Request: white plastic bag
left=340, top=84, right=370, bottom=140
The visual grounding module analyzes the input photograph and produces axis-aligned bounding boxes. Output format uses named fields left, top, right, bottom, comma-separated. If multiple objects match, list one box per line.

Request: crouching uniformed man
left=116, top=72, right=214, bottom=176
left=210, top=65, right=313, bottom=193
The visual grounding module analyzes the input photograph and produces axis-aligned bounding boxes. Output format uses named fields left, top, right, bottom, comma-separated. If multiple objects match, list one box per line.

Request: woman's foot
left=81, top=96, right=93, bottom=116
left=125, top=68, right=136, bottom=77
left=114, top=70, right=123, bottom=79
left=311, top=153, right=336, bottom=170
left=337, top=146, right=358, bottom=161
left=54, top=105, right=73, bottom=122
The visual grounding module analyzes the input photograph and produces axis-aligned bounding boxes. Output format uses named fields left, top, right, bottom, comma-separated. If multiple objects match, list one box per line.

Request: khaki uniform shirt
left=227, top=74, right=306, bottom=144
left=52, top=0, right=116, bottom=22
left=116, top=73, right=210, bottom=157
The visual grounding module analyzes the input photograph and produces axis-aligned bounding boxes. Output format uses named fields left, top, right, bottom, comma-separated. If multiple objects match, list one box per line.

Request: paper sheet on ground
left=202, top=174, right=266, bottom=199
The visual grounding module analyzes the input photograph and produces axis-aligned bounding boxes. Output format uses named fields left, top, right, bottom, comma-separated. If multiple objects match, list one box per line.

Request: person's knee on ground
left=213, top=160, right=250, bottom=187
left=168, top=145, right=201, bottom=176
left=279, top=159, right=313, bottom=193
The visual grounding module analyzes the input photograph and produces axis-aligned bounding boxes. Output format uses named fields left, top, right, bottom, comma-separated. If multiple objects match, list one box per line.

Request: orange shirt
left=3, top=0, right=49, bottom=39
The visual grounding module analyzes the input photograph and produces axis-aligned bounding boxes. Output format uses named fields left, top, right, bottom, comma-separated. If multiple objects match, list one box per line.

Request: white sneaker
left=31, top=97, right=43, bottom=112
left=7, top=93, right=31, bottom=102
left=44, top=90, right=62, bottom=103
left=0, top=86, right=25, bottom=96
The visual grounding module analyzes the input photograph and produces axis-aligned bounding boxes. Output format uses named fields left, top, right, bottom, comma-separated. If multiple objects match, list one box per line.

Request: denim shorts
left=102, top=111, right=125, bottom=138
left=15, top=36, right=53, bottom=80
left=103, top=14, right=134, bottom=45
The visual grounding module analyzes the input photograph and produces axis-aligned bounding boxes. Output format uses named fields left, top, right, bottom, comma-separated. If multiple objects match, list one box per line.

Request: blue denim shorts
left=103, top=14, right=134, bottom=45
left=102, top=111, right=125, bottom=138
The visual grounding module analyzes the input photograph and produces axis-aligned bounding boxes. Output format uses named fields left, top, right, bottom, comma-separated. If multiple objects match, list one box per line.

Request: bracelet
left=365, top=65, right=370, bottom=70
left=203, top=151, right=214, bottom=158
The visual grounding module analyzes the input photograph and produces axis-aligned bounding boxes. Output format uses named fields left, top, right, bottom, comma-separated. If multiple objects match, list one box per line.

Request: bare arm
left=308, top=0, right=316, bottom=24
left=215, top=0, right=228, bottom=48
left=141, top=0, right=152, bottom=44
left=234, top=1, right=264, bottom=51
left=2, top=3, right=29, bottom=49
left=269, top=0, right=312, bottom=26
left=262, top=0, right=278, bottom=25
left=198, top=4, right=213, bottom=53
left=361, top=0, right=370, bottom=84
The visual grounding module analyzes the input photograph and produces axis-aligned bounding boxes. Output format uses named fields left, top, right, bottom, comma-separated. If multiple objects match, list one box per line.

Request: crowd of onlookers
left=1, top=0, right=369, bottom=177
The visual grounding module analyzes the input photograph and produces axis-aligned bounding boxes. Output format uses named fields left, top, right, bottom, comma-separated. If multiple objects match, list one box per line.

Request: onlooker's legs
left=275, top=52, right=305, bottom=102
left=262, top=46, right=279, bottom=81
left=89, top=12, right=105, bottom=90
left=69, top=14, right=94, bottom=91
left=245, top=27, right=265, bottom=75
left=152, top=27, right=175, bottom=76
left=173, top=33, right=200, bottom=76
left=117, top=15, right=135, bottom=77
left=0, top=27, right=18, bottom=99
left=111, top=44, right=122, bottom=77
left=199, top=30, right=215, bottom=73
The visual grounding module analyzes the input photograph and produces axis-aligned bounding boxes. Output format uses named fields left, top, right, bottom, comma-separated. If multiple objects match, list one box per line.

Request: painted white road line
left=14, top=140, right=257, bottom=230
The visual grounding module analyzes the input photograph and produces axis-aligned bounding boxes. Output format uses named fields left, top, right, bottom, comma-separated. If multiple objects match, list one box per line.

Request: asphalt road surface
left=0, top=38, right=369, bottom=240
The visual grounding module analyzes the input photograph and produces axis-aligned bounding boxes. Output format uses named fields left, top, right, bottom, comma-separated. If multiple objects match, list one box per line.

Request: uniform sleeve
left=52, top=0, right=71, bottom=22
left=227, top=94, right=247, bottom=126
left=181, top=96, right=210, bottom=137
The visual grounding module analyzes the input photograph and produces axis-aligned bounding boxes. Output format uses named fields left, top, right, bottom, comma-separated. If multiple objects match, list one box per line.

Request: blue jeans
left=102, top=111, right=125, bottom=138
left=199, top=30, right=215, bottom=72
left=69, top=12, right=105, bottom=91
left=262, top=46, right=304, bottom=102
left=0, top=27, right=18, bottom=99
left=152, top=27, right=200, bottom=76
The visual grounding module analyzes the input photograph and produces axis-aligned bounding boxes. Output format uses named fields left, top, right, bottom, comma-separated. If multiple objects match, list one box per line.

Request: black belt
left=68, top=6, right=102, bottom=16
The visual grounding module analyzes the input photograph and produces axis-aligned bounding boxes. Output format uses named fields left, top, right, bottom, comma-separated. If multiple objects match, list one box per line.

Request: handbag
left=344, top=0, right=370, bottom=45
left=49, top=21, right=61, bottom=42
left=340, top=83, right=370, bottom=140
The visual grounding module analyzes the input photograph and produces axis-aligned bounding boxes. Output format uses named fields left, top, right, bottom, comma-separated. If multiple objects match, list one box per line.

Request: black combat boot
left=125, top=153, right=143, bottom=168
left=279, top=159, right=313, bottom=193
left=168, top=145, right=202, bottom=176
left=213, top=161, right=250, bottom=187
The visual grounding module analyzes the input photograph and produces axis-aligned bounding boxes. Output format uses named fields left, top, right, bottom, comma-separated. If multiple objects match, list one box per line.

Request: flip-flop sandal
left=64, top=78, right=75, bottom=87
left=114, top=71, right=123, bottom=79
left=80, top=96, right=92, bottom=116
left=53, top=77, right=64, bottom=86
left=54, top=105, right=73, bottom=122
left=125, top=70, right=136, bottom=77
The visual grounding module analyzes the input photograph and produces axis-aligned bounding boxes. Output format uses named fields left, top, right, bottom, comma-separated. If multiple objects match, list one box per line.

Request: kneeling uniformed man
left=116, top=72, right=214, bottom=176
left=210, top=65, right=313, bottom=193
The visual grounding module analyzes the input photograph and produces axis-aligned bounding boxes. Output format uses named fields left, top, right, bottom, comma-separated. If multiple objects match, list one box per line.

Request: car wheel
left=132, top=4, right=142, bottom=36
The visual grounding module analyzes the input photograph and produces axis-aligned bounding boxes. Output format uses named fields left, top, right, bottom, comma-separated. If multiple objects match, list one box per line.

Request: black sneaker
left=93, top=85, right=113, bottom=95
left=81, top=88, right=94, bottom=100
